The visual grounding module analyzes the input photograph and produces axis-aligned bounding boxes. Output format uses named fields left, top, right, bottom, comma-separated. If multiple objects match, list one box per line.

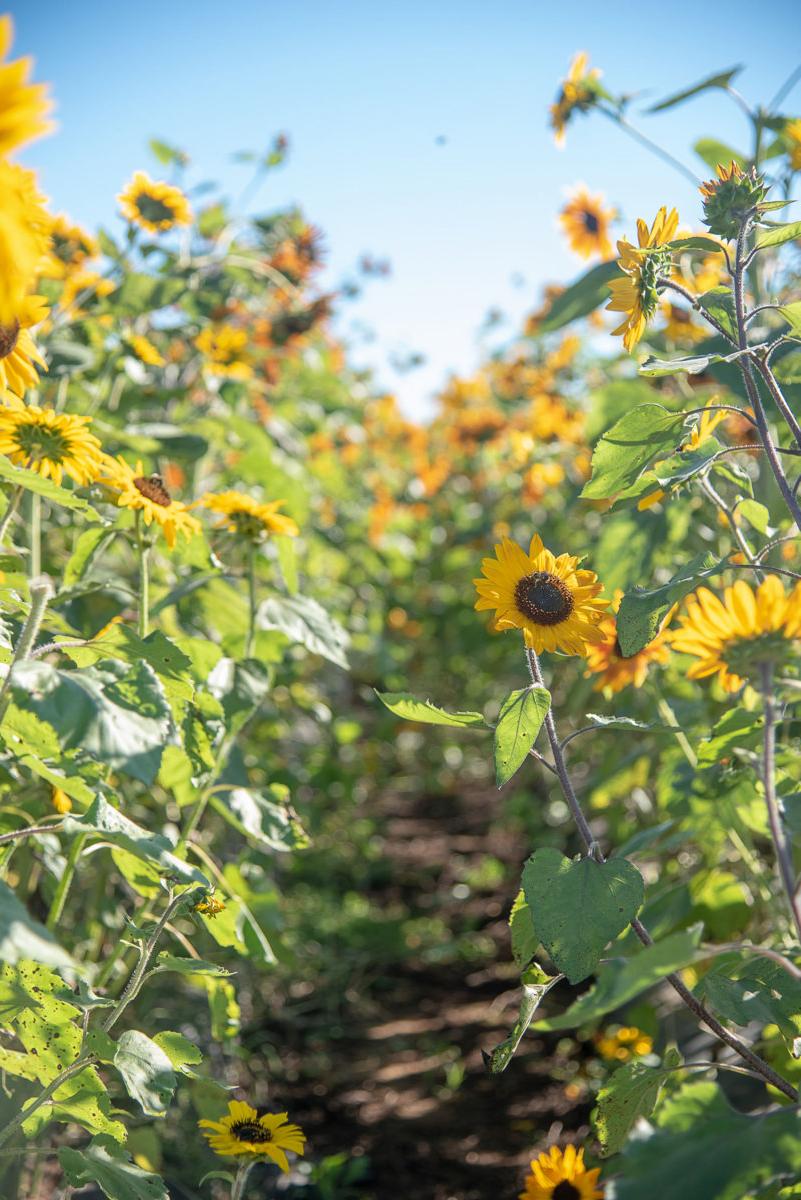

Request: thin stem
left=231, top=1162, right=253, bottom=1200
left=753, top=356, right=801, bottom=453
left=0, top=820, right=64, bottom=847
left=700, top=477, right=763, bottom=581
left=29, top=493, right=41, bottom=580
left=101, top=890, right=186, bottom=1034
left=599, top=106, right=700, bottom=186
left=759, top=662, right=801, bottom=942
left=653, top=691, right=697, bottom=768
left=0, top=486, right=25, bottom=545
left=246, top=541, right=257, bottom=658
left=45, top=834, right=86, bottom=931
left=659, top=280, right=736, bottom=345
left=135, top=512, right=150, bottom=639
left=525, top=646, right=797, bottom=1100
left=769, top=63, right=801, bottom=111
left=707, top=941, right=801, bottom=981
left=0, top=578, right=53, bottom=725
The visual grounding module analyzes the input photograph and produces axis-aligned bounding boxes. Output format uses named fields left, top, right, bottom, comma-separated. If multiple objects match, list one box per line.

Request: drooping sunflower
left=474, top=535, right=608, bottom=656
left=520, top=1144, right=603, bottom=1200
left=117, top=171, right=192, bottom=234
left=194, top=324, right=253, bottom=380
left=585, top=607, right=670, bottom=695
left=0, top=160, right=52, bottom=324
left=101, top=456, right=201, bottom=548
left=0, top=399, right=104, bottom=486
left=0, top=14, right=53, bottom=156
left=199, top=490, right=299, bottom=540
left=559, top=188, right=615, bottom=260
left=549, top=52, right=603, bottom=147
left=0, top=293, right=48, bottom=397
left=198, top=1100, right=306, bottom=1173
left=606, top=206, right=679, bottom=351
left=127, top=334, right=165, bottom=367
left=670, top=577, right=801, bottom=692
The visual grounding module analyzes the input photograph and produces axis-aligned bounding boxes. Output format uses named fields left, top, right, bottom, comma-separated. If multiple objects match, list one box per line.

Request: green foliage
left=376, top=691, right=488, bottom=727
left=59, top=1137, right=169, bottom=1200
left=581, top=405, right=685, bottom=499
left=593, top=1049, right=680, bottom=1155
left=494, top=686, right=551, bottom=786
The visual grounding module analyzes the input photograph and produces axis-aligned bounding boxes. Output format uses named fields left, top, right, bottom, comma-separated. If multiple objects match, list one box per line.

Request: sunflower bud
left=699, top=162, right=768, bottom=239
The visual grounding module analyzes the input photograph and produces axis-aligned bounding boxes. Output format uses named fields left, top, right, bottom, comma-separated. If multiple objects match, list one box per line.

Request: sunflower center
left=583, top=210, right=600, bottom=234
left=135, top=194, right=177, bottom=225
left=514, top=571, right=574, bottom=625
left=0, top=321, right=20, bottom=360
left=15, top=420, right=70, bottom=464
left=134, top=474, right=172, bottom=507
left=230, top=1120, right=272, bottom=1145
left=552, top=1183, right=581, bottom=1200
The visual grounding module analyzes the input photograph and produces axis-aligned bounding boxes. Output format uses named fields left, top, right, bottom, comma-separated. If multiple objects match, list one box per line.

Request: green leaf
left=113, top=1030, right=177, bottom=1117
left=616, top=551, right=725, bottom=656
left=0, top=882, right=74, bottom=969
left=639, top=349, right=745, bottom=377
left=647, top=67, right=742, bottom=112
left=211, top=786, right=305, bottom=851
left=12, top=658, right=174, bottom=785
left=377, top=691, right=488, bottom=728
left=522, top=848, right=644, bottom=984
left=697, top=286, right=736, bottom=339
left=585, top=714, right=676, bottom=735
left=653, top=437, right=722, bottom=489
left=204, top=976, right=241, bottom=1040
left=594, top=1054, right=678, bottom=1155
left=25, top=1065, right=126, bottom=1141
left=0, top=961, right=81, bottom=1082
left=693, top=139, right=747, bottom=172
left=697, top=707, right=762, bottom=767
left=581, top=405, right=685, bottom=500
left=0, top=455, right=100, bottom=517
left=148, top=138, right=188, bottom=167
left=152, top=1030, right=203, bottom=1077
left=115, top=272, right=186, bottom=315
left=63, top=527, right=116, bottom=587
left=756, top=221, right=801, bottom=250
left=613, top=1081, right=801, bottom=1199
left=486, top=965, right=562, bottom=1073
left=208, top=657, right=272, bottom=734
left=774, top=350, right=801, bottom=384
left=494, top=687, right=550, bottom=786
left=257, top=593, right=349, bottom=668
left=668, top=235, right=731, bottom=254
left=535, top=926, right=703, bottom=1031
left=779, top=301, right=801, bottom=338
left=509, top=890, right=538, bottom=970
left=63, top=796, right=207, bottom=887
left=152, top=952, right=230, bottom=978
left=696, top=956, right=801, bottom=1056
left=536, top=260, right=619, bottom=332
left=737, top=498, right=771, bottom=533
left=276, top=535, right=299, bottom=594
left=59, top=1136, right=168, bottom=1200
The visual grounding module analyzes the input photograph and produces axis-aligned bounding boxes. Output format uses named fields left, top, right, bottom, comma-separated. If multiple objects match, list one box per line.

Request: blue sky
left=13, top=0, right=801, bottom=417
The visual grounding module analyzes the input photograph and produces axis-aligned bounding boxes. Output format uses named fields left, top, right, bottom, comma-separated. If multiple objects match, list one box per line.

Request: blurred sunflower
left=117, top=171, right=192, bottom=234
left=559, top=188, right=615, bottom=259
left=670, top=577, right=801, bottom=692
left=0, top=293, right=47, bottom=396
left=198, top=1100, right=305, bottom=1172
left=195, top=324, right=252, bottom=380
left=595, top=1024, right=653, bottom=1062
left=127, top=334, right=165, bottom=367
left=0, top=160, right=52, bottom=324
left=43, top=214, right=98, bottom=278
left=521, top=1144, right=603, bottom=1200
left=58, top=268, right=115, bottom=318
left=549, top=52, right=603, bottom=146
left=199, top=490, right=299, bottom=540
left=606, top=206, right=679, bottom=351
left=0, top=399, right=104, bottom=486
left=474, top=534, right=608, bottom=656
left=786, top=119, right=801, bottom=171
left=0, top=14, right=53, bottom=156
left=585, top=605, right=670, bottom=694
left=102, top=456, right=201, bottom=548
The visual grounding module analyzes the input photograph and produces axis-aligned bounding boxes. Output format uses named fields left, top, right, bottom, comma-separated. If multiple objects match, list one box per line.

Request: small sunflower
left=606, top=207, right=679, bottom=352
left=193, top=894, right=226, bottom=918
left=0, top=294, right=48, bottom=397
left=101, top=456, right=201, bottom=549
left=549, top=52, right=603, bottom=146
left=199, top=490, right=299, bottom=540
left=198, top=1100, right=306, bottom=1173
left=474, top=534, right=608, bottom=656
left=521, top=1144, right=603, bottom=1200
left=0, top=399, right=104, bottom=486
left=127, top=334, right=165, bottom=367
left=51, top=786, right=72, bottom=814
left=117, top=171, right=192, bottom=234
left=0, top=14, right=53, bottom=156
left=585, top=610, right=670, bottom=695
left=559, top=188, right=615, bottom=260
left=670, top=577, right=801, bottom=692
left=43, top=214, right=98, bottom=278
left=195, top=324, right=253, bottom=380
left=0, top=160, right=52, bottom=325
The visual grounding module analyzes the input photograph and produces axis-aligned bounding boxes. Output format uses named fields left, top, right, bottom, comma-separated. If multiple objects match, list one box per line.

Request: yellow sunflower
left=670, top=577, right=801, bottom=693
left=198, top=1100, right=306, bottom=1173
left=0, top=399, right=104, bottom=486
left=195, top=324, right=253, bottom=380
left=43, top=214, right=98, bottom=279
left=57, top=268, right=115, bottom=318
left=474, top=534, right=608, bottom=656
left=787, top=119, right=801, bottom=172
left=0, top=14, right=53, bottom=156
left=521, top=1144, right=603, bottom=1200
left=0, top=160, right=52, bottom=325
left=117, top=171, right=192, bottom=234
left=549, top=52, right=603, bottom=147
left=199, top=490, right=299, bottom=539
left=101, top=456, right=201, bottom=549
left=0, top=294, right=48, bottom=397
left=559, top=188, right=615, bottom=259
left=127, top=334, right=165, bottom=367
left=585, top=609, right=670, bottom=695
left=606, top=206, right=679, bottom=351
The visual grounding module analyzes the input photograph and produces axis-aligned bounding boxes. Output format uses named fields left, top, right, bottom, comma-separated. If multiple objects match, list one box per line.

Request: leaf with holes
left=494, top=687, right=550, bottom=787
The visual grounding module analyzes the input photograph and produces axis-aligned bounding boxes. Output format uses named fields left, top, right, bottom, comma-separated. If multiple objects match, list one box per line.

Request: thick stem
left=754, top=357, right=801, bottom=454
left=135, top=512, right=150, bottom=639
left=525, top=646, right=797, bottom=1101
left=760, top=662, right=801, bottom=942
left=0, top=578, right=53, bottom=724
left=231, top=1162, right=253, bottom=1200
left=45, top=834, right=86, bottom=931
left=29, top=493, right=41, bottom=580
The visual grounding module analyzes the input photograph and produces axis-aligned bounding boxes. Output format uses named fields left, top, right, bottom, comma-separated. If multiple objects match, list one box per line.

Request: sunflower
left=606, top=207, right=679, bottom=351
left=194, top=324, right=252, bottom=380
left=549, top=52, right=603, bottom=146
left=127, top=334, right=165, bottom=367
left=559, top=188, right=615, bottom=259
left=670, top=577, right=801, bottom=692
left=0, top=14, right=53, bottom=156
left=101, top=456, right=201, bottom=548
left=0, top=294, right=48, bottom=397
left=199, top=490, right=299, bottom=540
left=0, top=399, right=104, bottom=486
left=43, top=214, right=98, bottom=278
left=585, top=604, right=670, bottom=694
left=520, top=1144, right=603, bottom=1200
left=0, top=160, right=52, bottom=324
left=198, top=1100, right=306, bottom=1172
left=474, top=534, right=608, bottom=656
left=117, top=171, right=192, bottom=234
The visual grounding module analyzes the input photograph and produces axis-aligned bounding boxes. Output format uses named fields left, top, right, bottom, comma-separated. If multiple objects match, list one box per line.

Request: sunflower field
left=2, top=14, right=801, bottom=1200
